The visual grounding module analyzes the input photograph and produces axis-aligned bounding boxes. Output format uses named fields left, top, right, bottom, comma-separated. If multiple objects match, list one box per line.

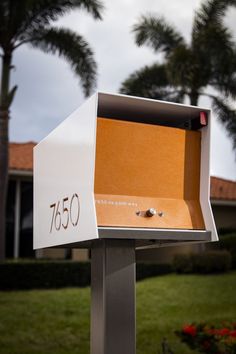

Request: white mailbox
left=34, top=92, right=218, bottom=250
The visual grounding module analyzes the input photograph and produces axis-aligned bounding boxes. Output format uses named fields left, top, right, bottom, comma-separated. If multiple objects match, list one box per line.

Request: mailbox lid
left=94, top=117, right=205, bottom=230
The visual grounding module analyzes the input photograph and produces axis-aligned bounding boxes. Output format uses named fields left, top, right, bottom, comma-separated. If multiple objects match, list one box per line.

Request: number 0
left=70, top=193, right=80, bottom=226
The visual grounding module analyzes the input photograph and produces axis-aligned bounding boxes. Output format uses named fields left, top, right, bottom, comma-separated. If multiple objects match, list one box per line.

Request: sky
left=6, top=0, right=236, bottom=181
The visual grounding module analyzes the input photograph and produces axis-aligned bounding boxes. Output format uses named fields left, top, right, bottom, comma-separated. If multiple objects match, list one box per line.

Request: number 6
left=55, top=201, right=61, bottom=231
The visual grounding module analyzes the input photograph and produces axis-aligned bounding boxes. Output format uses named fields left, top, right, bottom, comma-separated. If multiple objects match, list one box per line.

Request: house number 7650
left=49, top=194, right=80, bottom=233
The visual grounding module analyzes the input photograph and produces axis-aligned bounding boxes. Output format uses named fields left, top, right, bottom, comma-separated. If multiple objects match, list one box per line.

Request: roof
left=210, top=176, right=236, bottom=201
left=9, top=142, right=36, bottom=172
left=8, top=142, right=236, bottom=201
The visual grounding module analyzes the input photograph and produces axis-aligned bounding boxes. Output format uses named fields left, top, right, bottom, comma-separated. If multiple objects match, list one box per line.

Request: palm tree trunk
left=190, top=91, right=199, bottom=106
left=0, top=52, right=12, bottom=260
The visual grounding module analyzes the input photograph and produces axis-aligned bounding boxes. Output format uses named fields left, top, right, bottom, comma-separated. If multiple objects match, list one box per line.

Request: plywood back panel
left=94, top=118, right=205, bottom=230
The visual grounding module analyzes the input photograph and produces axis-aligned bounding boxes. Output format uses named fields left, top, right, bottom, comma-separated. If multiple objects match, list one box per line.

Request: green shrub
left=218, top=228, right=236, bottom=236
left=0, top=260, right=91, bottom=290
left=0, top=260, right=173, bottom=290
left=173, top=250, right=232, bottom=274
left=218, top=233, right=236, bottom=269
left=172, top=254, right=193, bottom=274
left=136, top=263, right=173, bottom=281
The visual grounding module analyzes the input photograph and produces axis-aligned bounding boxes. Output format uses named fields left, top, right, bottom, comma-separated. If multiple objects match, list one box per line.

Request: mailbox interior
left=93, top=93, right=216, bottom=246
left=95, top=118, right=204, bottom=230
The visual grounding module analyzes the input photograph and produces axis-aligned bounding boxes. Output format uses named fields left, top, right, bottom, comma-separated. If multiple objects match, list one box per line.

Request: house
left=210, top=176, right=236, bottom=231
left=7, top=142, right=236, bottom=260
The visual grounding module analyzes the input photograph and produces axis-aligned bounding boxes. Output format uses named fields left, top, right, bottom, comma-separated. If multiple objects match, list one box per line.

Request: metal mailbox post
left=34, top=92, right=218, bottom=354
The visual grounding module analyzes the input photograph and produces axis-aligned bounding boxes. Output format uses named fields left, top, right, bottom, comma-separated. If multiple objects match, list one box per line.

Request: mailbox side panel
left=34, top=94, right=99, bottom=249
left=200, top=112, right=218, bottom=241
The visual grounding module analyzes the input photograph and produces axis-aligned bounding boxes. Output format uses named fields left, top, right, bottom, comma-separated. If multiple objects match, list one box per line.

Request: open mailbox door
left=34, top=92, right=218, bottom=250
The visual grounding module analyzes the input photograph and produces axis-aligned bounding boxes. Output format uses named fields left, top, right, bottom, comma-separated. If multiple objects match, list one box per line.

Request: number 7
left=50, top=203, right=56, bottom=233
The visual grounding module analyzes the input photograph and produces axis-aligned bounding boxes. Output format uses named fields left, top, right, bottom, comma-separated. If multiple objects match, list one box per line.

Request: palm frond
left=211, top=50, right=236, bottom=100
left=0, top=0, right=104, bottom=47
left=193, top=0, right=236, bottom=32
left=120, top=63, right=185, bottom=102
left=26, top=0, right=104, bottom=25
left=192, top=21, right=233, bottom=63
left=167, top=45, right=199, bottom=87
left=191, top=23, right=234, bottom=93
left=133, top=15, right=184, bottom=56
left=192, top=0, right=236, bottom=42
left=191, top=1, right=236, bottom=97
left=212, top=96, right=236, bottom=150
left=30, top=27, right=97, bottom=96
left=17, top=0, right=103, bottom=43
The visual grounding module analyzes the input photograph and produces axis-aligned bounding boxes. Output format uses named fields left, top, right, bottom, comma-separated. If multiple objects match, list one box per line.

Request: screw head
left=146, top=208, right=157, bottom=217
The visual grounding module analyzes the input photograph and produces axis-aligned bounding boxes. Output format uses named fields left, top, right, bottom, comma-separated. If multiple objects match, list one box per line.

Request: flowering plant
left=176, top=323, right=236, bottom=353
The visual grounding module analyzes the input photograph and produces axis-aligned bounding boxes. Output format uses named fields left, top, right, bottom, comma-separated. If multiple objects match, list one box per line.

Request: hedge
left=173, top=250, right=232, bottom=274
left=0, top=260, right=173, bottom=291
left=0, top=261, right=91, bottom=290
left=136, top=263, right=173, bottom=281
left=218, top=228, right=236, bottom=236
left=218, top=233, right=236, bottom=269
left=1, top=249, right=231, bottom=291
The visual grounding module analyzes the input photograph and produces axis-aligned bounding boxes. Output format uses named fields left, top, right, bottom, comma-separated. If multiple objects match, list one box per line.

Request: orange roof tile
left=8, top=143, right=236, bottom=201
left=9, top=142, right=36, bottom=172
left=210, top=176, right=236, bottom=201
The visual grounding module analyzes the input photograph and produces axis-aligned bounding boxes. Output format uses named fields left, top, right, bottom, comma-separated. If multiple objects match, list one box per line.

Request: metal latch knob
left=145, top=208, right=157, bottom=217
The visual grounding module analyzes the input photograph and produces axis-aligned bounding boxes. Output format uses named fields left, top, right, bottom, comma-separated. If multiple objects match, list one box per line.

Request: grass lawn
left=0, top=272, right=236, bottom=354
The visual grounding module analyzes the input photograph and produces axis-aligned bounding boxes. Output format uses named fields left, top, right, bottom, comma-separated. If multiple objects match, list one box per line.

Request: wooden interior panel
left=94, top=117, right=205, bottom=230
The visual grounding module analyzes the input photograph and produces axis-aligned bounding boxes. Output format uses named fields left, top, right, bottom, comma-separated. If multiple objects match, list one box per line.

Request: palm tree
left=0, top=0, right=104, bottom=260
left=120, top=0, right=236, bottom=149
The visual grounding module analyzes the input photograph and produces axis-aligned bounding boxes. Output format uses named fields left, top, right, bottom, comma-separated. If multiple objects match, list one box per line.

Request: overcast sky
left=6, top=0, right=236, bottom=181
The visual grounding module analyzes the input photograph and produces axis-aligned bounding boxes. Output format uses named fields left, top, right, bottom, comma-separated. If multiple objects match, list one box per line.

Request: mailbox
left=33, top=92, right=218, bottom=250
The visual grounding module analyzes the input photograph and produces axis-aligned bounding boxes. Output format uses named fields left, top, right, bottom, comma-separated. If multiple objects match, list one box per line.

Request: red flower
left=182, top=325, right=197, bottom=337
left=207, top=329, right=217, bottom=335
left=230, top=330, right=236, bottom=338
left=217, top=328, right=230, bottom=336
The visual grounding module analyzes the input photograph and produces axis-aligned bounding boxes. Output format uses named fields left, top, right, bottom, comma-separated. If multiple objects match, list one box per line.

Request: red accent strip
left=200, top=112, right=207, bottom=126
